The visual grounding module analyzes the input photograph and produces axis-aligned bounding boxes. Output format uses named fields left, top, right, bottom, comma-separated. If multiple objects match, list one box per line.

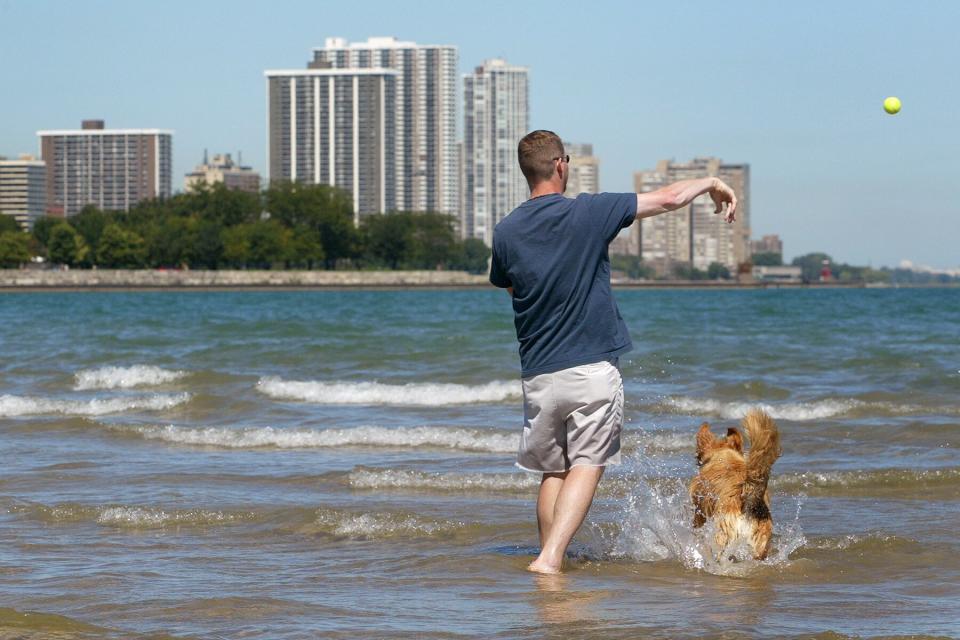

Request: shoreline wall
left=0, top=269, right=882, bottom=290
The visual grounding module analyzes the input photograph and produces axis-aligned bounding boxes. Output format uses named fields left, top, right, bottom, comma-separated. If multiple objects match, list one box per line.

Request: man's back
left=490, top=191, right=636, bottom=377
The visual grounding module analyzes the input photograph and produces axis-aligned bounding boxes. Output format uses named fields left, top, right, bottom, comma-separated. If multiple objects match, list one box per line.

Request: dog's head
left=695, top=422, right=744, bottom=466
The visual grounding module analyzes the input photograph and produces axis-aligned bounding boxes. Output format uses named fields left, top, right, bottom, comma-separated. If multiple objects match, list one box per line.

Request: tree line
left=0, top=183, right=490, bottom=272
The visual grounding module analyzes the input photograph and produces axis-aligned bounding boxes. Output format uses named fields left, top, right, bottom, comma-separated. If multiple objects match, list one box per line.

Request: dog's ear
left=725, top=427, right=744, bottom=453
left=696, top=423, right=715, bottom=465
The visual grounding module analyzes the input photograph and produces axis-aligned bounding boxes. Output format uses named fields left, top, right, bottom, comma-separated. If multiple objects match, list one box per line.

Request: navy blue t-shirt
left=489, top=192, right=637, bottom=378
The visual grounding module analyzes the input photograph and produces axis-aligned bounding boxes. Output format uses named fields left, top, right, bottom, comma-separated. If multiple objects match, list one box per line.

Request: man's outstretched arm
left=635, top=177, right=737, bottom=223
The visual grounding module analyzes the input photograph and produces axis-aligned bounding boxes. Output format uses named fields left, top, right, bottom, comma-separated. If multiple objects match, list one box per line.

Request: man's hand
left=708, top=178, right=737, bottom=223
left=636, top=176, right=738, bottom=222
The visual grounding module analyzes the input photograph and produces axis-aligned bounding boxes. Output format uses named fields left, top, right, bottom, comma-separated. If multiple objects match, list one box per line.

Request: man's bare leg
left=536, top=472, right=567, bottom=546
left=528, top=465, right=605, bottom=574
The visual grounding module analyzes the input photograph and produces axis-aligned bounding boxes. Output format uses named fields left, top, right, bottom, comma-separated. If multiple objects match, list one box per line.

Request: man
left=489, top=130, right=737, bottom=574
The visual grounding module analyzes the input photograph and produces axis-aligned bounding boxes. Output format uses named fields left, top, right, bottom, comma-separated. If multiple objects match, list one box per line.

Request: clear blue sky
left=2, top=0, right=957, bottom=268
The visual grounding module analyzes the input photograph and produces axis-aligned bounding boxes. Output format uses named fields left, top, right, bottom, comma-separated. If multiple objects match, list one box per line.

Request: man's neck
left=528, top=182, right=564, bottom=200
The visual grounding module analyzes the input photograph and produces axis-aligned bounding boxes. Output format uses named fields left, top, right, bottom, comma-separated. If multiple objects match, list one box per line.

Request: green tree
left=265, top=182, right=357, bottom=268
left=247, top=220, right=290, bottom=268
left=751, top=252, right=782, bottom=266
left=707, top=262, right=732, bottom=280
left=407, top=212, right=458, bottom=268
left=221, top=225, right=251, bottom=268
left=47, top=223, right=87, bottom=266
left=449, top=238, right=491, bottom=274
left=186, top=219, right=225, bottom=269
left=33, top=216, right=62, bottom=249
left=672, top=262, right=708, bottom=281
left=145, top=217, right=191, bottom=267
left=71, top=206, right=111, bottom=254
left=611, top=255, right=655, bottom=280
left=0, top=231, right=30, bottom=267
left=286, top=226, right=325, bottom=269
left=186, top=182, right=261, bottom=227
left=361, top=212, right=414, bottom=269
left=0, top=213, right=21, bottom=234
left=96, top=224, right=147, bottom=268
left=791, top=252, right=833, bottom=281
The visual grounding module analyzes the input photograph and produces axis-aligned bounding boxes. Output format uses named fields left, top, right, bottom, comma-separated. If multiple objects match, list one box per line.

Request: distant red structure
left=820, top=259, right=833, bottom=282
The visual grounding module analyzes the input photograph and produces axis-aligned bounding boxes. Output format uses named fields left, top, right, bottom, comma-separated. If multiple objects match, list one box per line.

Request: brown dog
left=689, top=409, right=781, bottom=560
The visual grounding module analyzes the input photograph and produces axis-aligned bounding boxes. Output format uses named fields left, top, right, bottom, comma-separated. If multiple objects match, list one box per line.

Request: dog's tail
left=741, top=409, right=781, bottom=518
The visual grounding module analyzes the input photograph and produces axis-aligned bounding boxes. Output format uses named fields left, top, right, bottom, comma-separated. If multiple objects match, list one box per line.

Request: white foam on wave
left=348, top=468, right=539, bottom=492
left=313, top=507, right=463, bottom=538
left=807, top=533, right=904, bottom=551
left=636, top=432, right=692, bottom=451
left=256, top=376, right=520, bottom=406
left=8, top=501, right=252, bottom=528
left=0, top=393, right=191, bottom=417
left=74, top=365, right=187, bottom=390
left=127, top=424, right=519, bottom=453
left=774, top=467, right=960, bottom=491
left=662, top=396, right=861, bottom=421
left=661, top=395, right=958, bottom=421
left=96, top=506, right=249, bottom=527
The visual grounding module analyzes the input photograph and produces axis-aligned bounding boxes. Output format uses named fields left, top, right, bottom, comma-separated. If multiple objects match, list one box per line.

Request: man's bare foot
left=527, top=559, right=562, bottom=574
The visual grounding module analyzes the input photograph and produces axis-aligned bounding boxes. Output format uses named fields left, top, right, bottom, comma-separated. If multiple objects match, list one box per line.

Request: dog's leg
left=751, top=519, right=774, bottom=560
left=714, top=516, right=736, bottom=561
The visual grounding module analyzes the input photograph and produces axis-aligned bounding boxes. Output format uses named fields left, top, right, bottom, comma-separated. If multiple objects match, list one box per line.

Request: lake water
left=1, top=288, right=958, bottom=639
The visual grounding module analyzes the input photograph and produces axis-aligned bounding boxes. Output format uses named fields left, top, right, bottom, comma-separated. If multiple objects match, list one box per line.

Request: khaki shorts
left=516, top=358, right=624, bottom=473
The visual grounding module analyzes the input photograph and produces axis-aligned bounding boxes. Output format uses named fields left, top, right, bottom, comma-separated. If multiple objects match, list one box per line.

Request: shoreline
left=0, top=269, right=952, bottom=292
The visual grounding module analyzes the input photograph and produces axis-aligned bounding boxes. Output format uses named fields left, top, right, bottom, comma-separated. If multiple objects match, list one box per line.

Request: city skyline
left=1, top=1, right=957, bottom=268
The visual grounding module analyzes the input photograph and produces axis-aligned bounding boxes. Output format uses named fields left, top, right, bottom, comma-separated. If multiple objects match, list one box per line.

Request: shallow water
left=1, top=288, right=959, bottom=639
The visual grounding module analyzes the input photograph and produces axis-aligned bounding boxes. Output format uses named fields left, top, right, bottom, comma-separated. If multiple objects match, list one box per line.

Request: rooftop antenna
left=238, top=150, right=243, bottom=167
left=203, top=148, right=208, bottom=165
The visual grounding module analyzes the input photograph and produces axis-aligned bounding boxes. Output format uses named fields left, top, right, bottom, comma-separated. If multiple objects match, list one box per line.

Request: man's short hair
left=518, top=130, right=564, bottom=187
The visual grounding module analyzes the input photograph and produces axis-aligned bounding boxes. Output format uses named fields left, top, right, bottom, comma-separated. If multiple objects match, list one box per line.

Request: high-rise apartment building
left=0, top=155, right=46, bottom=229
left=37, top=120, right=172, bottom=217
left=562, top=142, right=600, bottom=198
left=633, top=158, right=750, bottom=272
left=265, top=68, right=396, bottom=222
left=185, top=152, right=261, bottom=194
left=462, top=58, right=529, bottom=244
left=312, top=37, right=458, bottom=216
left=751, top=234, right=782, bottom=257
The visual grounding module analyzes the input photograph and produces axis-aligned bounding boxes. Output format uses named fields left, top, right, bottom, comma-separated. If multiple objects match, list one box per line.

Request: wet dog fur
left=689, top=409, right=781, bottom=560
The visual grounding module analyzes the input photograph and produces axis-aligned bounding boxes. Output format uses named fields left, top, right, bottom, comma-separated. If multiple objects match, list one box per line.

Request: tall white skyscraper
left=265, top=68, right=396, bottom=222
left=312, top=37, right=458, bottom=216
left=462, top=58, right=529, bottom=245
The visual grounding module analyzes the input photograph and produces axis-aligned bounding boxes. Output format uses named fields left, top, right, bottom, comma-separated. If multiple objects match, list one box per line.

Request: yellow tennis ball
left=883, top=96, right=901, bottom=115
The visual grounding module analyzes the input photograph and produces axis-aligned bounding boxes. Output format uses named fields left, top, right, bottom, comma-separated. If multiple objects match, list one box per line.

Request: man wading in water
left=490, top=130, right=737, bottom=574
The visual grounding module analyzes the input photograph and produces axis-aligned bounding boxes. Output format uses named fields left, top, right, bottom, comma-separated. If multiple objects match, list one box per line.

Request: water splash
left=588, top=454, right=806, bottom=577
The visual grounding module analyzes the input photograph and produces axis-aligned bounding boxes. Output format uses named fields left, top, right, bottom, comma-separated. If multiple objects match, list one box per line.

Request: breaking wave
left=657, top=396, right=956, bottom=421
left=774, top=467, right=960, bottom=494
left=256, top=376, right=520, bottom=406
left=311, top=507, right=465, bottom=539
left=347, top=468, right=539, bottom=492
left=74, top=365, right=187, bottom=390
left=123, top=424, right=519, bottom=453
left=0, top=393, right=190, bottom=417
left=7, top=501, right=256, bottom=528
left=113, top=423, right=690, bottom=455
